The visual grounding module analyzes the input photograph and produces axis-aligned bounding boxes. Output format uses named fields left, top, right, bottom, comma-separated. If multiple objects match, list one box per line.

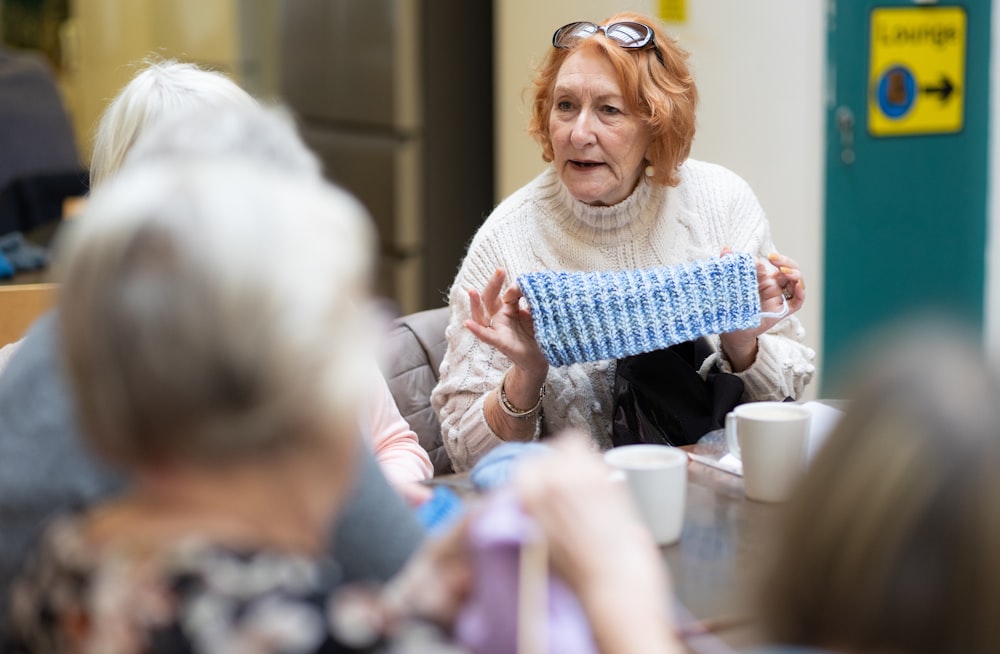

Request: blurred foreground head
left=90, top=58, right=257, bottom=189
left=56, top=159, right=376, bottom=469
left=761, top=324, right=1000, bottom=654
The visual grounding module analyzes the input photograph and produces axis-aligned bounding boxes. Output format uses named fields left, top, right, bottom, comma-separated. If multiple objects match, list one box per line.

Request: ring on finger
left=782, top=286, right=794, bottom=300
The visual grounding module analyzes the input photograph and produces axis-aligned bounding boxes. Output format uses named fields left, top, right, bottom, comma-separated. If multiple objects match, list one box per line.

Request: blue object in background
left=0, top=232, right=47, bottom=272
left=414, top=485, right=465, bottom=535
left=469, top=442, right=551, bottom=492
left=0, top=250, right=13, bottom=278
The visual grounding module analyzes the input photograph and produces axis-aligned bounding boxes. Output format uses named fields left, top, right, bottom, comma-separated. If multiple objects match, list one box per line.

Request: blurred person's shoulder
left=0, top=46, right=55, bottom=79
left=0, top=46, right=65, bottom=108
left=0, top=311, right=65, bottom=418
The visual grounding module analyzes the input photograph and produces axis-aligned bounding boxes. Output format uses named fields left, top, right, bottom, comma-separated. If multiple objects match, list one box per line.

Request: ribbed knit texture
left=519, top=253, right=761, bottom=367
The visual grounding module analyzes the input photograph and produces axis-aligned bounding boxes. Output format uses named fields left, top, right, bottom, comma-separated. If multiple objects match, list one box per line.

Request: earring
left=645, top=164, right=655, bottom=178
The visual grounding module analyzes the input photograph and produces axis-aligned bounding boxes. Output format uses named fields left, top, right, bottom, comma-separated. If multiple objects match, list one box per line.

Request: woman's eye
left=556, top=100, right=574, bottom=111
left=601, top=105, right=621, bottom=115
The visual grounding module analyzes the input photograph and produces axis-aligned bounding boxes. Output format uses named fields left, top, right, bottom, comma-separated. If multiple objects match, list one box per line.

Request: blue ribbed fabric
left=517, top=252, right=761, bottom=367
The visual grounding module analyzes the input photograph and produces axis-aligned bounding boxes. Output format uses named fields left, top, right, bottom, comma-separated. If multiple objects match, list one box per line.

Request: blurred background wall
left=3, top=0, right=996, bottom=399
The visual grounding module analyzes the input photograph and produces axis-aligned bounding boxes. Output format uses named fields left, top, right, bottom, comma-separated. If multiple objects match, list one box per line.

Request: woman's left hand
left=719, top=251, right=806, bottom=371
left=759, top=252, right=805, bottom=328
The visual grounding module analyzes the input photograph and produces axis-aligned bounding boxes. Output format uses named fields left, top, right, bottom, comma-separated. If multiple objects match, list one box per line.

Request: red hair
left=528, top=12, right=698, bottom=187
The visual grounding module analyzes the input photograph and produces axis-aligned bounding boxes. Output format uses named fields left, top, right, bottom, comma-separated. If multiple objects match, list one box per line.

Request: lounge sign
left=868, top=6, right=966, bottom=137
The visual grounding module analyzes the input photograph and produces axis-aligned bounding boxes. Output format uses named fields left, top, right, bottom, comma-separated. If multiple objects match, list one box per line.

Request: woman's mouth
left=570, top=160, right=603, bottom=169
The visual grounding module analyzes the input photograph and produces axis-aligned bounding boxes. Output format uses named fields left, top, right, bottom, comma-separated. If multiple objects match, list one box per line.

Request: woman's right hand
left=465, top=269, right=549, bottom=442
left=463, top=268, right=548, bottom=378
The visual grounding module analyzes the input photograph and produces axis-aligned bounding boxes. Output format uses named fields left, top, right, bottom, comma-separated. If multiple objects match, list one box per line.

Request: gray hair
left=90, top=58, right=257, bottom=189
left=57, top=159, right=376, bottom=465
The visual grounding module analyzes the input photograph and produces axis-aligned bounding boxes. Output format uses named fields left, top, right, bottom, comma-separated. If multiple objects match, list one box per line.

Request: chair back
left=382, top=306, right=452, bottom=475
left=0, top=282, right=55, bottom=346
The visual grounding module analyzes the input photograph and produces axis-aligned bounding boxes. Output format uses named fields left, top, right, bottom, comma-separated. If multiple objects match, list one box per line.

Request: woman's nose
left=570, top=111, right=596, bottom=148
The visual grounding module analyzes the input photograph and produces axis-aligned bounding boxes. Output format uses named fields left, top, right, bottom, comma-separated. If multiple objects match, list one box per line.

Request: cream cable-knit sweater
left=431, top=160, right=816, bottom=471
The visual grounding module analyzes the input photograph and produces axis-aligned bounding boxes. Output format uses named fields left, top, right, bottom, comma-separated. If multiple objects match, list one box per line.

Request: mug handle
left=724, top=411, right=741, bottom=460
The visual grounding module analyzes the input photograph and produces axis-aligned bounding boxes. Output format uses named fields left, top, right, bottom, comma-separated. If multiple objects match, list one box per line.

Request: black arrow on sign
left=921, top=75, right=955, bottom=102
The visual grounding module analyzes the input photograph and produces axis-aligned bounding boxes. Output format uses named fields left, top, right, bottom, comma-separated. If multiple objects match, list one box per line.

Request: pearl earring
left=645, top=165, right=655, bottom=178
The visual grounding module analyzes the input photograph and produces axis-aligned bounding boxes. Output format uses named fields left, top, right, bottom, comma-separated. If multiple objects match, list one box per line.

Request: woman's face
left=549, top=48, right=652, bottom=206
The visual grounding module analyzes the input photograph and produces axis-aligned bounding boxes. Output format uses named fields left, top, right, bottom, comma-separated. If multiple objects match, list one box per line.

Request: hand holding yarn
left=768, top=251, right=806, bottom=310
left=751, top=252, right=805, bottom=334
left=719, top=249, right=806, bottom=370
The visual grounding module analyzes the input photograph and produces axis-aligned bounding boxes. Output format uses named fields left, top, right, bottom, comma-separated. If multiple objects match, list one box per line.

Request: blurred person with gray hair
left=3, top=159, right=460, bottom=652
left=0, top=61, right=427, bottom=638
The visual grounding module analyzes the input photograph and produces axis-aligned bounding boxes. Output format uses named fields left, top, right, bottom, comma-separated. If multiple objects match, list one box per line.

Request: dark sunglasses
left=552, top=21, right=664, bottom=65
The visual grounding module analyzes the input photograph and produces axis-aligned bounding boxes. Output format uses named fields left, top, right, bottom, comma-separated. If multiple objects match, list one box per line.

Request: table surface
left=0, top=269, right=48, bottom=286
left=428, top=434, right=785, bottom=651
left=669, top=435, right=783, bottom=650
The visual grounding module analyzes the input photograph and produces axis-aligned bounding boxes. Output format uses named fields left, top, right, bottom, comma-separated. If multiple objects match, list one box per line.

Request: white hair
left=123, top=103, right=323, bottom=179
left=57, top=159, right=376, bottom=465
left=90, top=58, right=257, bottom=189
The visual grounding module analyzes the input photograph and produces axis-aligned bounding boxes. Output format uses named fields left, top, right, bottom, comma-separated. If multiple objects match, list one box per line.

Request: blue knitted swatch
left=517, top=252, right=761, bottom=367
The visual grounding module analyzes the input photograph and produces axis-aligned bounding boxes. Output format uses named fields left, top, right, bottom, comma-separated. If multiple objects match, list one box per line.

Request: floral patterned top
left=3, top=515, right=463, bottom=654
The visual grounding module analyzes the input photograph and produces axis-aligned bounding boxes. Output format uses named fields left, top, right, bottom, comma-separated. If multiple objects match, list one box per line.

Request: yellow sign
left=868, top=6, right=966, bottom=136
left=659, top=0, right=686, bottom=24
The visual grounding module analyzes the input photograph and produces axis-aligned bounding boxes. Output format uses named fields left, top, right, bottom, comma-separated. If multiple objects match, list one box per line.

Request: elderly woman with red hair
left=433, top=12, right=815, bottom=470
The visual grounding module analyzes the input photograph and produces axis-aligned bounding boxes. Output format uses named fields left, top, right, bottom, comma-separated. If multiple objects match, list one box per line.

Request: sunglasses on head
left=552, top=21, right=664, bottom=65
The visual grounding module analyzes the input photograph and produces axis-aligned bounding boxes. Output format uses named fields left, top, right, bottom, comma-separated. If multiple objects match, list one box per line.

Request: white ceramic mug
left=604, top=444, right=687, bottom=545
left=725, top=401, right=811, bottom=503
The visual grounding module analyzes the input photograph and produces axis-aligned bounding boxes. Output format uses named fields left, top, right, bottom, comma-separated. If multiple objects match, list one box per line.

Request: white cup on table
left=725, top=401, right=811, bottom=503
left=604, top=444, right=687, bottom=546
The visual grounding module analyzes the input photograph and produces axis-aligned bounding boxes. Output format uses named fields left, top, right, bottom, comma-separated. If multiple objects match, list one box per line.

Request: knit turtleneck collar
left=535, top=167, right=668, bottom=245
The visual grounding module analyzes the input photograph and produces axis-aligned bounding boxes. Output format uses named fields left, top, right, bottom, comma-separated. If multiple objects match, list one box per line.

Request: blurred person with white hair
left=124, top=100, right=434, bottom=494
left=90, top=59, right=432, bottom=495
left=87, top=58, right=256, bottom=189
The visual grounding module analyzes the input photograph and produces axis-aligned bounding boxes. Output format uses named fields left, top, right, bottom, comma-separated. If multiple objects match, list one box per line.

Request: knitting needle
left=518, top=537, right=548, bottom=654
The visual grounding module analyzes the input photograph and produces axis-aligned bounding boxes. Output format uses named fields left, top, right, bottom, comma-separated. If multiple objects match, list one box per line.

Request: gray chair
left=381, top=306, right=452, bottom=475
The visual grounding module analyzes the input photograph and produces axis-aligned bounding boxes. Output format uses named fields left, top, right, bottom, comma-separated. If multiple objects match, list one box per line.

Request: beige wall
left=675, top=1, right=824, bottom=400
left=496, top=1, right=824, bottom=398
left=60, top=0, right=275, bottom=162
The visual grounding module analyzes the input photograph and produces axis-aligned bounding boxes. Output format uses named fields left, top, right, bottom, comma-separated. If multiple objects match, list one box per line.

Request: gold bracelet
left=497, top=368, right=546, bottom=420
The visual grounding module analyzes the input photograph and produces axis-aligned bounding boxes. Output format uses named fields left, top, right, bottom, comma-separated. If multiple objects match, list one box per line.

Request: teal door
left=824, top=0, right=991, bottom=389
